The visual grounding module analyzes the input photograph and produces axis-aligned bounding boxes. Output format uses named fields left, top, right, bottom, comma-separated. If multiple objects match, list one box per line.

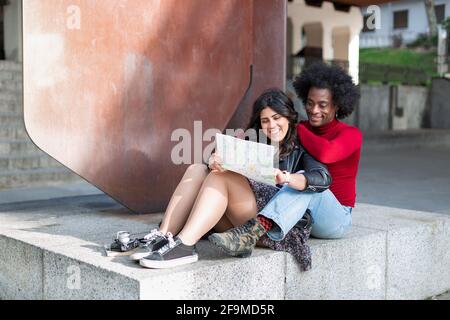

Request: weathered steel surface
left=226, top=0, right=286, bottom=130
left=23, top=0, right=285, bottom=213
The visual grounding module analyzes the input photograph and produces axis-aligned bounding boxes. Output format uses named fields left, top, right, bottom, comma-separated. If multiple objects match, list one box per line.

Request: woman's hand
left=208, top=153, right=226, bottom=173
left=274, top=168, right=289, bottom=185
left=274, top=170, right=307, bottom=190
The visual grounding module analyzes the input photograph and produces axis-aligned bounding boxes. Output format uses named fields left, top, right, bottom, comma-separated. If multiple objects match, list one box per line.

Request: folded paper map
left=215, top=133, right=276, bottom=186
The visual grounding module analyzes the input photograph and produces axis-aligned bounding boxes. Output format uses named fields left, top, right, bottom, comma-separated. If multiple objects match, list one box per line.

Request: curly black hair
left=293, top=62, right=360, bottom=119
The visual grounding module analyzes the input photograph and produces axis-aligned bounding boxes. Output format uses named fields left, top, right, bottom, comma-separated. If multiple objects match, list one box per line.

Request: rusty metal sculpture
left=22, top=0, right=285, bottom=213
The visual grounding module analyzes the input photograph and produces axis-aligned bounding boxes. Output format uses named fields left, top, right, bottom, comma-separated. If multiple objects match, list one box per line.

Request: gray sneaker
left=129, top=229, right=168, bottom=261
left=139, top=234, right=198, bottom=269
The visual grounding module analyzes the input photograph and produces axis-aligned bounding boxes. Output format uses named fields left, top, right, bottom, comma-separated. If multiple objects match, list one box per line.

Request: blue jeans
left=259, top=186, right=352, bottom=241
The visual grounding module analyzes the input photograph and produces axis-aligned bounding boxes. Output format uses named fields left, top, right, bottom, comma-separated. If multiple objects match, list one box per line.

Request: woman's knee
left=185, top=164, right=208, bottom=179
left=205, top=170, right=235, bottom=183
left=199, top=170, right=231, bottom=191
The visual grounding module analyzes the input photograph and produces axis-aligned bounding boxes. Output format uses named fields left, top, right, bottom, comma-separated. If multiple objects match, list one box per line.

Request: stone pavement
left=358, top=145, right=450, bottom=216
left=0, top=181, right=103, bottom=205
left=1, top=143, right=449, bottom=215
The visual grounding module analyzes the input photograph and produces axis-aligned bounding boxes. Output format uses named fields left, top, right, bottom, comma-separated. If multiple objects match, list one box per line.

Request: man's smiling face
left=305, top=87, right=338, bottom=127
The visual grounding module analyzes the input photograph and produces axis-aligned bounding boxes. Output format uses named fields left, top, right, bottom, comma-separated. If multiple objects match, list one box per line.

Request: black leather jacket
left=278, top=143, right=332, bottom=193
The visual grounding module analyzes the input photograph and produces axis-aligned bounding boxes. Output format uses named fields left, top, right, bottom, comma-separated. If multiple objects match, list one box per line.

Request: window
left=435, top=4, right=446, bottom=24
left=362, top=14, right=376, bottom=33
left=304, top=0, right=323, bottom=8
left=393, top=10, right=408, bottom=29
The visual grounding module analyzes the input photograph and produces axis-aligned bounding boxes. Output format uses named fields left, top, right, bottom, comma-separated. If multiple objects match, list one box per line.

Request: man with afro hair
left=294, top=62, right=362, bottom=210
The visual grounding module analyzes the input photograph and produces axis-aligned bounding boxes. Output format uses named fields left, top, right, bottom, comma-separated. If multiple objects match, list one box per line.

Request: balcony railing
left=289, top=56, right=349, bottom=78
left=359, top=63, right=429, bottom=86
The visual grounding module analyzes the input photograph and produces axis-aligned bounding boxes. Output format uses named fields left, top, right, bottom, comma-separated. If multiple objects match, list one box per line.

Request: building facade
left=360, top=0, right=450, bottom=48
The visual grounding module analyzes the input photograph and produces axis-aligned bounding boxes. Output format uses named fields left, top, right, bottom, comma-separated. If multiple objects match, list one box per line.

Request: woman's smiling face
left=260, top=107, right=290, bottom=142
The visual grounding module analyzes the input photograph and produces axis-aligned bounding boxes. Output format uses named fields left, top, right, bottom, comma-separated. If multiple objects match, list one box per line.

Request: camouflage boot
left=208, top=218, right=267, bottom=258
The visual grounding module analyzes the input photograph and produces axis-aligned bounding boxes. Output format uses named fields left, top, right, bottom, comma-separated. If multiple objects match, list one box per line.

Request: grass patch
left=360, top=48, right=438, bottom=78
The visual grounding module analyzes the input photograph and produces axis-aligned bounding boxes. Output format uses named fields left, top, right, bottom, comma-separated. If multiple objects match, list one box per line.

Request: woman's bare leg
left=159, top=164, right=208, bottom=235
left=213, top=214, right=234, bottom=233
left=177, top=171, right=258, bottom=245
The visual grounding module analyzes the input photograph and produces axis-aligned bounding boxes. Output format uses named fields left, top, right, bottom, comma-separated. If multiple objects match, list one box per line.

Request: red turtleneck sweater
left=297, top=119, right=362, bottom=207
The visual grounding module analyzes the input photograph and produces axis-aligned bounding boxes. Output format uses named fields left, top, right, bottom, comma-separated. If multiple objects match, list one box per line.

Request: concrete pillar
left=348, top=28, right=360, bottom=84
left=332, top=27, right=350, bottom=61
left=291, top=20, right=303, bottom=55
left=321, top=25, right=334, bottom=61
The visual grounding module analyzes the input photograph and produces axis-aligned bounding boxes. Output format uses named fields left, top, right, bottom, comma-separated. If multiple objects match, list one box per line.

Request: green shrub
left=407, top=33, right=438, bottom=49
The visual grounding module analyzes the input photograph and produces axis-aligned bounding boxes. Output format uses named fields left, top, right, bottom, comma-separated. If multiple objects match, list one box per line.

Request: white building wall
left=360, top=0, right=450, bottom=48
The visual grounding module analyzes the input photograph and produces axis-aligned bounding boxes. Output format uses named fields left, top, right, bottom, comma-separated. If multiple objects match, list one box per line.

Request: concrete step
left=0, top=80, right=22, bottom=92
left=0, top=139, right=40, bottom=155
left=0, top=112, right=24, bottom=126
left=0, top=98, right=22, bottom=113
left=0, top=90, right=23, bottom=115
left=0, top=90, right=21, bottom=101
left=0, top=70, right=22, bottom=82
left=0, top=196, right=448, bottom=300
left=0, top=72, right=22, bottom=79
left=0, top=154, right=61, bottom=170
left=0, top=61, right=22, bottom=73
left=0, top=124, right=28, bottom=139
left=0, top=167, right=80, bottom=189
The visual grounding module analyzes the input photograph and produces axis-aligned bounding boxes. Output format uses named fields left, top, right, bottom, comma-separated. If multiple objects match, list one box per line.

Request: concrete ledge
left=0, top=195, right=449, bottom=300
left=285, top=226, right=386, bottom=300
left=353, top=204, right=450, bottom=300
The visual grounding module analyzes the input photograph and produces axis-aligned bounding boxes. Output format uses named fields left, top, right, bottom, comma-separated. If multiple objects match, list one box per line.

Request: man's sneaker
left=104, top=231, right=141, bottom=257
left=129, top=229, right=169, bottom=261
left=208, top=217, right=267, bottom=258
left=139, top=234, right=198, bottom=269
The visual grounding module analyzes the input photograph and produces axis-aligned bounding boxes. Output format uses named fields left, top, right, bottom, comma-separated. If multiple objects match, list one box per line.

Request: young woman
left=109, top=88, right=331, bottom=269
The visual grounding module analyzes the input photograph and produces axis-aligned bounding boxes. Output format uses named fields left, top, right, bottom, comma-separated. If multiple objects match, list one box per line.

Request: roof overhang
left=300, top=0, right=397, bottom=8
left=298, top=0, right=396, bottom=12
left=330, top=0, right=396, bottom=6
